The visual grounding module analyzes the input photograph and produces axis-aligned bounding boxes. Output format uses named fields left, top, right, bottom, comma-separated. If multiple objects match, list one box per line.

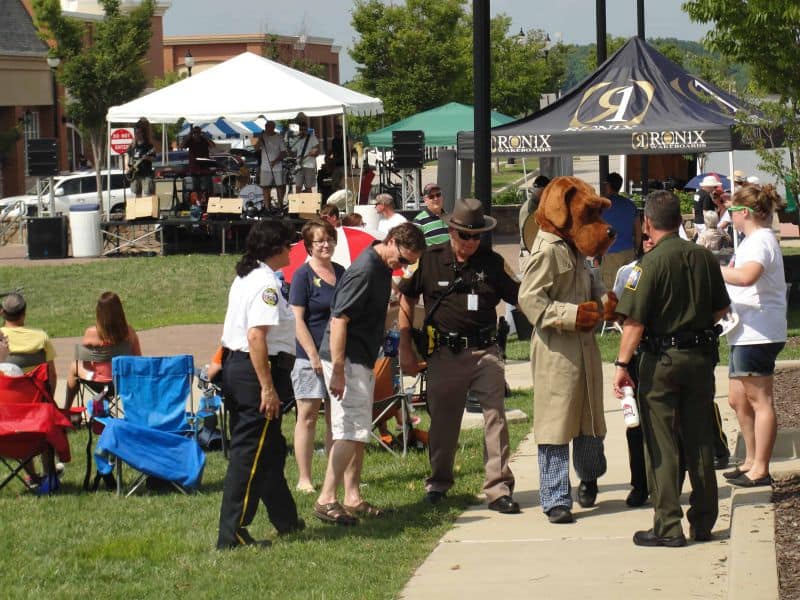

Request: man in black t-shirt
left=313, top=223, right=426, bottom=525
left=125, top=122, right=155, bottom=197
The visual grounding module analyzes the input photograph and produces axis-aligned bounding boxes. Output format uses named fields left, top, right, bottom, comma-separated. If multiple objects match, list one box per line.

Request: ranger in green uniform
left=613, top=191, right=730, bottom=548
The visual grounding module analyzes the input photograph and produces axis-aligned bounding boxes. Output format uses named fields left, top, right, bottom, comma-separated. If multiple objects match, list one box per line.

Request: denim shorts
left=729, top=342, right=785, bottom=377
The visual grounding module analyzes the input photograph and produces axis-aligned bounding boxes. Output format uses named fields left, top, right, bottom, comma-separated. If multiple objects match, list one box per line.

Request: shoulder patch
left=262, top=287, right=279, bottom=306
left=625, top=266, right=642, bottom=291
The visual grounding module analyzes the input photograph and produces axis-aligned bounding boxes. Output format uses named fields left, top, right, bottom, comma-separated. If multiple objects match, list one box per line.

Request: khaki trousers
left=425, top=344, right=514, bottom=502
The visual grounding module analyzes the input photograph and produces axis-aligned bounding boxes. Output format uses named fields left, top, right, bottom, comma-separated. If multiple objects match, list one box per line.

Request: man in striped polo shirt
left=413, top=183, right=449, bottom=246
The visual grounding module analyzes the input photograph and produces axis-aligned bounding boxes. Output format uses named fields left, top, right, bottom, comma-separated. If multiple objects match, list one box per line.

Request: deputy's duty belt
left=435, top=327, right=497, bottom=353
left=639, top=329, right=718, bottom=352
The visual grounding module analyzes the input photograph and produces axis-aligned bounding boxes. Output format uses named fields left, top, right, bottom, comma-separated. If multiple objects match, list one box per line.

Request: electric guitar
left=125, top=150, right=155, bottom=182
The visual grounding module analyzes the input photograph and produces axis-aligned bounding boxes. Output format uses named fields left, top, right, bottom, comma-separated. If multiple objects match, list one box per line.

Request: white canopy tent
left=105, top=52, right=383, bottom=212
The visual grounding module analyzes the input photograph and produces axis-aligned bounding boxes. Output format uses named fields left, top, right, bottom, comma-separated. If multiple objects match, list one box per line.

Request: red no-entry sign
left=109, top=128, right=134, bottom=155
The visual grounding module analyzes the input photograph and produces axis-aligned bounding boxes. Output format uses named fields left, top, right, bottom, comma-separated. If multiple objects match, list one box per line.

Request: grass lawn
left=0, top=391, right=532, bottom=599
left=1, top=255, right=238, bottom=338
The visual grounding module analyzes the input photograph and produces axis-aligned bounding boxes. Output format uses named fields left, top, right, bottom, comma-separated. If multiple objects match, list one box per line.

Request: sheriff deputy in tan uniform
left=398, top=198, right=521, bottom=514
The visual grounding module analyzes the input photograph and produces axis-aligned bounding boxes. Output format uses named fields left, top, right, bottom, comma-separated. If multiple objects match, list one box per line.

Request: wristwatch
left=614, top=359, right=630, bottom=369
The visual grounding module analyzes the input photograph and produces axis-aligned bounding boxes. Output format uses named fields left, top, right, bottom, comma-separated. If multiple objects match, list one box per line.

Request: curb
left=727, top=487, right=779, bottom=600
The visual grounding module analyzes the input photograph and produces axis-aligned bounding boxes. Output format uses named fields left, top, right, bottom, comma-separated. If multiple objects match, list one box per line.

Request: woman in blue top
left=289, top=218, right=345, bottom=493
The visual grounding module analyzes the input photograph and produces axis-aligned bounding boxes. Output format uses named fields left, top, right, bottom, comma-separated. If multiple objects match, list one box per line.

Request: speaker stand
left=399, top=168, right=421, bottom=211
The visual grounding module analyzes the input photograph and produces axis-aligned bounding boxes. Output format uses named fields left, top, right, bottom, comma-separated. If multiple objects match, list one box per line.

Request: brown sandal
left=343, top=501, right=387, bottom=518
left=313, top=501, right=358, bottom=525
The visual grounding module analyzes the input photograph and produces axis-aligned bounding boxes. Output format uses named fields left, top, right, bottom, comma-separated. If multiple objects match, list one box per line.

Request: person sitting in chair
left=64, top=291, right=142, bottom=410
left=0, top=292, right=59, bottom=492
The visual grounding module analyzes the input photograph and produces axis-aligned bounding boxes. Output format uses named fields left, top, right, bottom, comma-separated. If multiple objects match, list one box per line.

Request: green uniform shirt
left=616, top=233, right=730, bottom=335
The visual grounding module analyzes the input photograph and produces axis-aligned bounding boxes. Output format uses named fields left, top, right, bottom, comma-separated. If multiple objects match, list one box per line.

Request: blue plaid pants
left=537, top=436, right=607, bottom=513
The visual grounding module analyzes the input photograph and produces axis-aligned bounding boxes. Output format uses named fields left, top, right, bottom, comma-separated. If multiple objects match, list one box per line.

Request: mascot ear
left=538, top=179, right=575, bottom=229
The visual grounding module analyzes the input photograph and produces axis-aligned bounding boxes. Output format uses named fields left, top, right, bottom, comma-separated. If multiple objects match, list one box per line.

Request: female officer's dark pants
left=637, top=347, right=718, bottom=539
left=217, top=352, right=298, bottom=549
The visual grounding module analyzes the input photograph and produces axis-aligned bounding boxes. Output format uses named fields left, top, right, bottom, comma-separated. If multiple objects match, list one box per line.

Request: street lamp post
left=185, top=49, right=194, bottom=77
left=46, top=55, right=60, bottom=141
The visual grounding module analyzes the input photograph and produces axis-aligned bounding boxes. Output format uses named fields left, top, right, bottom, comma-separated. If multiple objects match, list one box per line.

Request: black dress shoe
left=424, top=490, right=446, bottom=505
left=546, top=506, right=574, bottom=524
left=632, top=528, right=686, bottom=548
left=625, top=487, right=648, bottom=507
left=277, top=518, right=306, bottom=536
left=690, top=525, right=713, bottom=542
left=223, top=528, right=272, bottom=549
left=488, top=495, right=521, bottom=514
left=713, top=454, right=730, bottom=470
left=577, top=480, right=598, bottom=508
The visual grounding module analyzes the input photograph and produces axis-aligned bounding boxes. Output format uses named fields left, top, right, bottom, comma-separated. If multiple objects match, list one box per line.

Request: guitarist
left=288, top=122, right=320, bottom=193
left=182, top=125, right=216, bottom=207
left=125, top=121, right=156, bottom=198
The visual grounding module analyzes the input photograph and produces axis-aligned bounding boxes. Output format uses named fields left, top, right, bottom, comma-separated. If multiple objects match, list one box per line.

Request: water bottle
left=384, top=321, right=400, bottom=357
left=621, top=386, right=639, bottom=428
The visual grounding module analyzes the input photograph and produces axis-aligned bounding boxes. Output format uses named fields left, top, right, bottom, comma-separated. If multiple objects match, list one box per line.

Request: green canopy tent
left=363, top=102, right=514, bottom=148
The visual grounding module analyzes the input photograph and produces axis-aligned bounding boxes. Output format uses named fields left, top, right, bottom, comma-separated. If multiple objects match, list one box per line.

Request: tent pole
left=106, top=121, right=111, bottom=217
left=729, top=150, right=738, bottom=251
left=341, top=108, right=350, bottom=213
left=620, top=155, right=628, bottom=194
left=522, top=158, right=529, bottom=201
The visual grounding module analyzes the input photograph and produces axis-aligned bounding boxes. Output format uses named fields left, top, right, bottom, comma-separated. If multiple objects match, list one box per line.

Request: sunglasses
left=457, top=230, right=481, bottom=241
left=427, top=192, right=443, bottom=199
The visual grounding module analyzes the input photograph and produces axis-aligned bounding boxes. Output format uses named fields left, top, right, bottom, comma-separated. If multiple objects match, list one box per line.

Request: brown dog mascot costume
left=519, top=176, right=618, bottom=524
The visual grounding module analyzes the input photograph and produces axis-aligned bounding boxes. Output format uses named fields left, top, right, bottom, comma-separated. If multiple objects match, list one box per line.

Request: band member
left=125, top=119, right=155, bottom=198
left=181, top=126, right=216, bottom=207
left=289, top=122, right=320, bottom=193
left=257, top=121, right=288, bottom=210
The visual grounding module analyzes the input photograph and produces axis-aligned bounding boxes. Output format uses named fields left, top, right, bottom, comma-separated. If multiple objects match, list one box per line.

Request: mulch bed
left=772, top=361, right=800, bottom=600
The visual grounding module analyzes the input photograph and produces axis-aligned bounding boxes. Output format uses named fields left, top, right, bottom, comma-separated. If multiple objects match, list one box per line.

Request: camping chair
left=0, top=364, right=72, bottom=493
left=72, top=341, right=133, bottom=415
left=370, top=357, right=428, bottom=456
left=93, top=355, right=206, bottom=496
left=6, top=349, right=47, bottom=371
left=600, top=263, right=633, bottom=336
left=195, top=366, right=229, bottom=458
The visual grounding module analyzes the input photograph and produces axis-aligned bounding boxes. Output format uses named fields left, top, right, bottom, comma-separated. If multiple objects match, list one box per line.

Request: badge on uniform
left=313, top=276, right=322, bottom=288
left=625, top=266, right=642, bottom=291
left=262, top=287, right=279, bottom=306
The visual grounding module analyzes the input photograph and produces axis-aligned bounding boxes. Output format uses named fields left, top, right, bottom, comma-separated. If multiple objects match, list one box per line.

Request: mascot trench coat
left=519, top=230, right=607, bottom=445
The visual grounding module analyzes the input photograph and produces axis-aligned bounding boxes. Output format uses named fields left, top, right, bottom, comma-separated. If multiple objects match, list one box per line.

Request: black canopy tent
left=457, top=37, right=773, bottom=161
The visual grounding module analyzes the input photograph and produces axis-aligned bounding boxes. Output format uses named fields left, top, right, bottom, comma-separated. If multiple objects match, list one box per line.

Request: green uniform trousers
left=637, top=346, right=718, bottom=539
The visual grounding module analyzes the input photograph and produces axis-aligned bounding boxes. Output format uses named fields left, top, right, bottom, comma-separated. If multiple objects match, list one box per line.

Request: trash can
left=69, top=203, right=102, bottom=257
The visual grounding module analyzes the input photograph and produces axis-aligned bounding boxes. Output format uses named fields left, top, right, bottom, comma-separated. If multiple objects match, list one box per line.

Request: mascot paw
left=603, top=292, right=619, bottom=322
left=576, top=301, right=601, bottom=331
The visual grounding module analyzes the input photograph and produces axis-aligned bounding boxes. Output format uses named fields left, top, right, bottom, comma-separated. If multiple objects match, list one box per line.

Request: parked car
left=0, top=170, right=129, bottom=217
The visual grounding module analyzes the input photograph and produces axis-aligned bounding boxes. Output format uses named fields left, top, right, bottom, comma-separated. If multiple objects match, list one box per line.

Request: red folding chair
left=0, top=364, right=72, bottom=492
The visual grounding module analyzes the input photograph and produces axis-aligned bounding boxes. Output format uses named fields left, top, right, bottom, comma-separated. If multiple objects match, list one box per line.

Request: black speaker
left=27, top=138, right=58, bottom=177
left=392, top=130, right=424, bottom=169
left=27, top=216, right=68, bottom=259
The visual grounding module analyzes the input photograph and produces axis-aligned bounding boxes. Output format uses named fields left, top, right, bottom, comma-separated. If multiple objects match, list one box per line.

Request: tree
left=683, top=0, right=800, bottom=204
left=348, top=0, right=559, bottom=123
left=32, top=0, right=155, bottom=204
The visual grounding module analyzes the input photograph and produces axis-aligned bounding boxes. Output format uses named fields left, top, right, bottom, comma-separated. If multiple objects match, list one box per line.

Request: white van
left=0, top=170, right=129, bottom=217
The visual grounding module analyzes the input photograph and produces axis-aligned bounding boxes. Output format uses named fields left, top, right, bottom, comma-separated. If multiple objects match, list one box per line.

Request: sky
left=163, top=0, right=714, bottom=83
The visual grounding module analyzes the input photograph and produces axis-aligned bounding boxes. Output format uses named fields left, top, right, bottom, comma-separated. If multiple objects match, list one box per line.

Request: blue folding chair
left=94, top=355, right=206, bottom=496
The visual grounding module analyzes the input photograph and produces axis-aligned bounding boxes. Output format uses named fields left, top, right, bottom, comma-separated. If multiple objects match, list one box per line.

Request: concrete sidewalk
left=399, top=362, right=751, bottom=600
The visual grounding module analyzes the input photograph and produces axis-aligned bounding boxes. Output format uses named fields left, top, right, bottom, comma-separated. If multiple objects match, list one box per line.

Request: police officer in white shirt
left=217, top=220, right=305, bottom=549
